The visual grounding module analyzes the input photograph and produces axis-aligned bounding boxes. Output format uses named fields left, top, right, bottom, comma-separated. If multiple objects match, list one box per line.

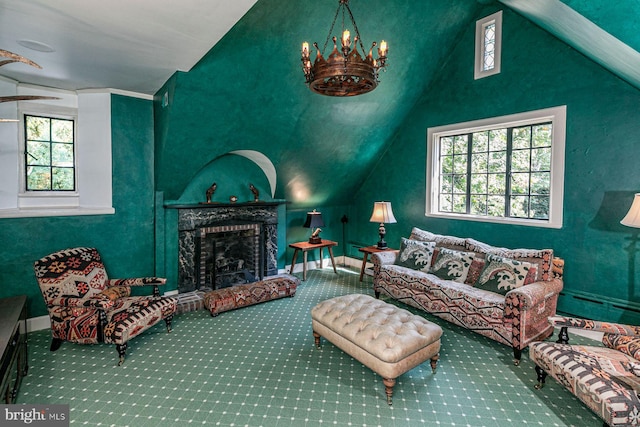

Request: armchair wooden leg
left=116, top=343, right=127, bottom=366
left=534, top=365, right=547, bottom=390
left=513, top=347, right=522, bottom=366
left=50, top=338, right=63, bottom=352
left=557, top=326, right=569, bottom=344
left=164, top=315, right=174, bottom=333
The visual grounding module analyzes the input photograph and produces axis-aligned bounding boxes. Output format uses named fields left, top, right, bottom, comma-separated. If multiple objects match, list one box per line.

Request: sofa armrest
left=109, top=277, right=167, bottom=287
left=371, top=251, right=398, bottom=266
left=548, top=315, right=640, bottom=337
left=506, top=278, right=563, bottom=311
left=504, top=278, right=563, bottom=352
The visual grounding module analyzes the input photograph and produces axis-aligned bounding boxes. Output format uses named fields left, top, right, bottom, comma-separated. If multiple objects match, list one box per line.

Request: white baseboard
left=28, top=315, right=51, bottom=332
left=279, top=256, right=363, bottom=275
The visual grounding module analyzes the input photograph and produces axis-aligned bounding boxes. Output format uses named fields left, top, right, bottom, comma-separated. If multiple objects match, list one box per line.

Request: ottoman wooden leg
left=430, top=353, right=439, bottom=373
left=383, top=378, right=396, bottom=405
left=313, top=331, right=321, bottom=349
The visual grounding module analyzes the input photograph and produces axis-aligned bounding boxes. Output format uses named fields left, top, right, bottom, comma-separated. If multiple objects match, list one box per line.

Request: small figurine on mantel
left=205, top=182, right=217, bottom=203
left=249, top=183, right=259, bottom=202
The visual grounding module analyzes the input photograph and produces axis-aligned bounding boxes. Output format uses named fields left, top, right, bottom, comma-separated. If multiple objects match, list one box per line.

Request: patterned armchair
left=34, top=247, right=178, bottom=365
left=530, top=316, right=640, bottom=426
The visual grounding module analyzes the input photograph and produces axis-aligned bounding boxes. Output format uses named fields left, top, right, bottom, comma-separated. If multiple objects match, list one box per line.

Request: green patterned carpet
left=18, top=267, right=601, bottom=426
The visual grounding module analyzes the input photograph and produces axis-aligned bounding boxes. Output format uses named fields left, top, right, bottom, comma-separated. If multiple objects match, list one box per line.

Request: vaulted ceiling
left=1, top=0, right=639, bottom=207
left=1, top=0, right=639, bottom=95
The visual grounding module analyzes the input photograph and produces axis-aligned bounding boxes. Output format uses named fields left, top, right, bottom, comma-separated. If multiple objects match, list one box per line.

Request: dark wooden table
left=0, top=295, right=28, bottom=403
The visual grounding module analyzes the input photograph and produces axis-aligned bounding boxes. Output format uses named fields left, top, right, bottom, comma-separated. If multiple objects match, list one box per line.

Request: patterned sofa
left=372, top=227, right=564, bottom=365
left=530, top=316, right=640, bottom=426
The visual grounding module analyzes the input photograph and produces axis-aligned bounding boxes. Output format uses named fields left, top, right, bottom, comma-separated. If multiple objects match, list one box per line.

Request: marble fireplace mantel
left=165, top=200, right=286, bottom=293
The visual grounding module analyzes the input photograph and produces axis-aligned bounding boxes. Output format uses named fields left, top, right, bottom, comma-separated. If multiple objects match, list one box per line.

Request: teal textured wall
left=0, top=95, right=157, bottom=317
left=351, top=5, right=640, bottom=322
left=154, top=0, right=481, bottom=205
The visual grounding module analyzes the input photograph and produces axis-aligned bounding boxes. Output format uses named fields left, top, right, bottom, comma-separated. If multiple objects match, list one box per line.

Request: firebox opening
left=197, top=223, right=263, bottom=290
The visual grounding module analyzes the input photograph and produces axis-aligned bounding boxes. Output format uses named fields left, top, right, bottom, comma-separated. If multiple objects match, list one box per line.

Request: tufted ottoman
left=311, top=294, right=442, bottom=405
left=203, top=274, right=299, bottom=317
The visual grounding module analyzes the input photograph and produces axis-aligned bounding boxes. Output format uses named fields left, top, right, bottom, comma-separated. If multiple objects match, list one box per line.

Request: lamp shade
left=621, top=193, right=640, bottom=228
left=303, top=210, right=325, bottom=228
left=369, top=201, right=397, bottom=224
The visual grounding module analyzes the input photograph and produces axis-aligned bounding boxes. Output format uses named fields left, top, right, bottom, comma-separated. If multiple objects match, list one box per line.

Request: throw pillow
left=429, top=248, right=475, bottom=283
left=395, top=238, right=436, bottom=272
left=475, top=254, right=532, bottom=295
left=95, top=286, right=131, bottom=301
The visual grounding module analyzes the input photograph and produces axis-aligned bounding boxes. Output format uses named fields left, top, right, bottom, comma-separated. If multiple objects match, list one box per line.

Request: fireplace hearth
left=169, top=201, right=284, bottom=294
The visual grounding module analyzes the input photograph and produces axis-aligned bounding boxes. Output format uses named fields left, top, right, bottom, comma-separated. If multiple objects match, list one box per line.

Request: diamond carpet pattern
left=18, top=267, right=601, bottom=426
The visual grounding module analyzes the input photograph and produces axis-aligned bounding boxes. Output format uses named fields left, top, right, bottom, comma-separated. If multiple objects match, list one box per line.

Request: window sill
left=426, top=211, right=562, bottom=229
left=0, top=207, right=115, bottom=219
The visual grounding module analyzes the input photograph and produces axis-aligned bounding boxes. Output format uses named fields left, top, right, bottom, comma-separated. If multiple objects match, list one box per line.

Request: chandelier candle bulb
left=302, top=42, right=309, bottom=56
left=342, top=30, right=350, bottom=47
left=379, top=40, right=387, bottom=56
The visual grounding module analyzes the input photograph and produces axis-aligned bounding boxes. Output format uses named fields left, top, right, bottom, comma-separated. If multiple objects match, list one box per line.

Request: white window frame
left=0, top=84, right=117, bottom=218
left=426, top=106, right=566, bottom=229
left=474, top=11, right=502, bottom=80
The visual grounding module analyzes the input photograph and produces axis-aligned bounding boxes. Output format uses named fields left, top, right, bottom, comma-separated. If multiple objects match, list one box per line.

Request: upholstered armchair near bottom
left=34, top=247, right=178, bottom=365
left=530, top=316, right=640, bottom=427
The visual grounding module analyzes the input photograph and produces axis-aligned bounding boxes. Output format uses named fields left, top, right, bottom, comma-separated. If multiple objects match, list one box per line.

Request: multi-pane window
left=427, top=106, right=566, bottom=229
left=24, top=114, right=75, bottom=191
left=475, top=11, right=502, bottom=79
left=437, top=123, right=552, bottom=220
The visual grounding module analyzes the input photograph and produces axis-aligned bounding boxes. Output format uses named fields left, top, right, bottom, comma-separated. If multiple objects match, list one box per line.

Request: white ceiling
left=0, top=0, right=257, bottom=96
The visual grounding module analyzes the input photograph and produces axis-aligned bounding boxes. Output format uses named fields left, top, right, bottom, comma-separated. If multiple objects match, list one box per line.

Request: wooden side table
left=358, top=246, right=397, bottom=282
left=289, top=239, right=338, bottom=281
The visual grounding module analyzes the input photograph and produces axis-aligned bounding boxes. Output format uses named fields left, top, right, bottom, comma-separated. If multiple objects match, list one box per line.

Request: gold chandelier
left=301, top=0, right=388, bottom=97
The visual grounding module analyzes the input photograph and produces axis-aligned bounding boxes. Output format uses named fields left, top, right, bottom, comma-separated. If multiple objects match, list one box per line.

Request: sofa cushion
left=429, top=248, right=475, bottom=283
left=465, top=238, right=553, bottom=281
left=475, top=254, right=532, bottom=295
left=395, top=238, right=436, bottom=272
left=410, top=227, right=467, bottom=252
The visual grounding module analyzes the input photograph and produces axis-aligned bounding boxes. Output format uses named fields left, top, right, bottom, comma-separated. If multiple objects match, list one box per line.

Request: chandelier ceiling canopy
left=300, top=0, right=388, bottom=97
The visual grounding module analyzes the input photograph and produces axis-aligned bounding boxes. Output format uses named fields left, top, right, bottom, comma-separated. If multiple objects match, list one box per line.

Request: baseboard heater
left=557, top=290, right=640, bottom=325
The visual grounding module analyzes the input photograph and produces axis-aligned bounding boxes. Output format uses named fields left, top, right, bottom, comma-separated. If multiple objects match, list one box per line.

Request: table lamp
left=621, top=193, right=640, bottom=228
left=303, top=209, right=325, bottom=244
left=369, top=201, right=396, bottom=249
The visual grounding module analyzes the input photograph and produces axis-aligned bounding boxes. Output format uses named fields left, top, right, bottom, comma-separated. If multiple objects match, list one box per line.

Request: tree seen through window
left=438, top=122, right=552, bottom=220
left=25, top=115, right=75, bottom=191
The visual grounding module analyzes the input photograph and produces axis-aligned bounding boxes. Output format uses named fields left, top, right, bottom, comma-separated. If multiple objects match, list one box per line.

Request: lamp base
left=308, top=236, right=322, bottom=244
left=376, top=240, right=388, bottom=249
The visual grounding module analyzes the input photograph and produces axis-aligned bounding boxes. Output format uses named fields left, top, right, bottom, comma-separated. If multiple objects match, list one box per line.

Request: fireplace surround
left=168, top=201, right=285, bottom=294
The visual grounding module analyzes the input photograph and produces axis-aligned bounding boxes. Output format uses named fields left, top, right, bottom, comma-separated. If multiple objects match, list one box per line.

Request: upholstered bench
left=203, top=274, right=299, bottom=316
left=311, top=294, right=442, bottom=405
